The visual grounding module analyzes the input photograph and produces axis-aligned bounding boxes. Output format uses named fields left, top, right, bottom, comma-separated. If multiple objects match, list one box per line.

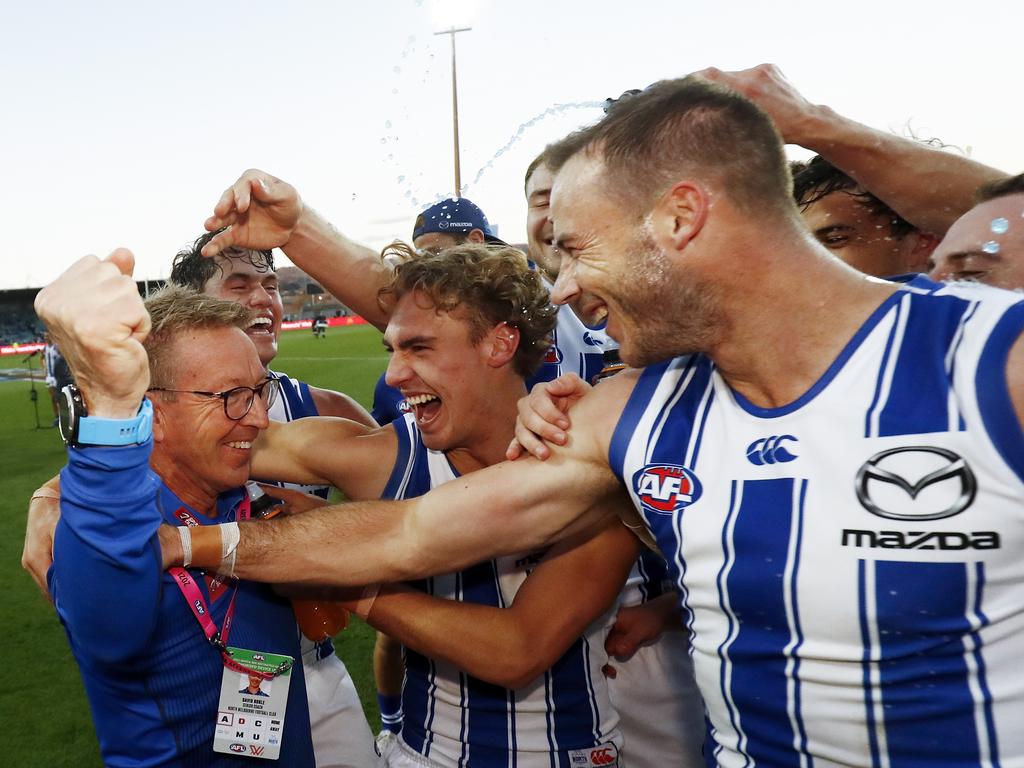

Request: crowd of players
left=23, top=63, right=1024, bottom=768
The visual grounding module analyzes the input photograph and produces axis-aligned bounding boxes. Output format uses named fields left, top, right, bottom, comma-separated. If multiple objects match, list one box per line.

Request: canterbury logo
left=855, top=446, right=976, bottom=521
left=746, top=435, right=798, bottom=465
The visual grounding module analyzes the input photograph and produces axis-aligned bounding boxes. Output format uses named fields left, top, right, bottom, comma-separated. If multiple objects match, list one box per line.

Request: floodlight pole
left=435, top=26, right=471, bottom=197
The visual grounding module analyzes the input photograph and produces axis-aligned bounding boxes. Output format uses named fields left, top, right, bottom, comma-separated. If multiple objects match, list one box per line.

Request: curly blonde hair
left=378, top=242, right=556, bottom=377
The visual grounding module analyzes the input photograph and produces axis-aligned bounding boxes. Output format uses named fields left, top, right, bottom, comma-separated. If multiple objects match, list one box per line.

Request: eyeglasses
left=148, top=377, right=280, bottom=420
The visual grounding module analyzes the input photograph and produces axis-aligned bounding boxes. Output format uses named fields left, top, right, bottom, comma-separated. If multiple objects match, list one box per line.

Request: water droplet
left=387, top=154, right=394, bottom=161
left=991, top=217, right=1009, bottom=234
left=397, top=175, right=405, bottom=183
left=393, top=66, right=401, bottom=74
left=983, top=240, right=1000, bottom=254
left=411, top=198, right=419, bottom=207
left=404, top=190, right=412, bottom=198
left=351, top=193, right=357, bottom=201
left=380, top=137, right=387, bottom=144
left=385, top=120, right=392, bottom=130
left=392, top=88, right=399, bottom=95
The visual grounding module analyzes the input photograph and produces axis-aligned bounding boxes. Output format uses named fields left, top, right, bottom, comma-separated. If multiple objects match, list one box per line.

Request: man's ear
left=650, top=181, right=709, bottom=253
left=905, top=230, right=941, bottom=273
left=150, top=397, right=166, bottom=444
left=485, top=322, right=519, bottom=369
left=467, top=229, right=487, bottom=244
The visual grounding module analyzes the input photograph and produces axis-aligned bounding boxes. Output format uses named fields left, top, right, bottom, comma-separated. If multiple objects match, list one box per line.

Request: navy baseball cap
left=412, top=198, right=505, bottom=245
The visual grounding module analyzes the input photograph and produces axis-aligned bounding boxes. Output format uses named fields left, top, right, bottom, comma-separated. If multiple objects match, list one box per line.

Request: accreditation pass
left=214, top=647, right=293, bottom=760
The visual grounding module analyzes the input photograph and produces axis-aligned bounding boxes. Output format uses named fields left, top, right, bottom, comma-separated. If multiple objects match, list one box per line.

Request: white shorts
left=607, top=628, right=705, bottom=768
left=303, top=642, right=378, bottom=768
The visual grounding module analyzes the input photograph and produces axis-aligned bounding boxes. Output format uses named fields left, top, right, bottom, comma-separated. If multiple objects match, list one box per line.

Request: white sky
left=1, top=0, right=1020, bottom=290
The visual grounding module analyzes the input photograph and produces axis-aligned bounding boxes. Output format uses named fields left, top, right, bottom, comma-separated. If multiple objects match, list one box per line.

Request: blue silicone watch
left=58, top=385, right=153, bottom=447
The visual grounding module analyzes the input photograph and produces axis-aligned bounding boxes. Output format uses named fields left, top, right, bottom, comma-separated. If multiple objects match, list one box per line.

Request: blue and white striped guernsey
left=384, top=413, right=623, bottom=768
left=527, top=278, right=614, bottom=390
left=609, top=280, right=1024, bottom=767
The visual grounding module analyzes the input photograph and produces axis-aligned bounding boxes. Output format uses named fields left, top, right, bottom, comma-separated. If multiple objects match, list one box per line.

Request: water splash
left=982, top=240, right=1000, bottom=254
left=991, top=217, right=1009, bottom=234
left=463, top=101, right=605, bottom=190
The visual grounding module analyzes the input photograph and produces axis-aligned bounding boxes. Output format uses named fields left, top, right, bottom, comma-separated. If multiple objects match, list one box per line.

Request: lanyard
left=168, top=498, right=292, bottom=680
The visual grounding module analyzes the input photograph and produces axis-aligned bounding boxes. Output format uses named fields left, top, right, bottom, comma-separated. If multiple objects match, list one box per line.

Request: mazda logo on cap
left=855, top=446, right=976, bottom=521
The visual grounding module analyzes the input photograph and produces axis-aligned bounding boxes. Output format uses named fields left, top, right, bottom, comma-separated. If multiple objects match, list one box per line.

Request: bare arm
left=357, top=518, right=639, bottom=689
left=605, top=593, right=683, bottom=662
left=1008, top=332, right=1024, bottom=430
left=22, top=475, right=61, bottom=598
left=251, top=417, right=396, bottom=501
left=203, top=170, right=393, bottom=330
left=697, top=64, right=1007, bottom=234
left=308, top=384, right=376, bottom=427
left=169, top=374, right=637, bottom=585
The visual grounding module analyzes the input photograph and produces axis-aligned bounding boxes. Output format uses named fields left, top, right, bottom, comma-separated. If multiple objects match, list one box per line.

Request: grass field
left=0, top=324, right=390, bottom=767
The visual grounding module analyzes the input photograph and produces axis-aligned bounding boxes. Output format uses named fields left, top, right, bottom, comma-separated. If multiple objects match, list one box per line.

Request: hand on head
left=693, top=63, right=819, bottom=146
left=202, top=169, right=303, bottom=258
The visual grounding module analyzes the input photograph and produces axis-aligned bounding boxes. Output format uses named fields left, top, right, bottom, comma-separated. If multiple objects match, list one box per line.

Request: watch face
left=57, top=385, right=79, bottom=445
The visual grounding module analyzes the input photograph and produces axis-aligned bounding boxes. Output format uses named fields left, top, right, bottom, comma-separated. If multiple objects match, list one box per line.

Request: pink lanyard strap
left=168, top=499, right=293, bottom=680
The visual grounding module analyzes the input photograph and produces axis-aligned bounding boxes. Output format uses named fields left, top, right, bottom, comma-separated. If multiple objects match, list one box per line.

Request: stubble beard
left=614, top=233, right=723, bottom=367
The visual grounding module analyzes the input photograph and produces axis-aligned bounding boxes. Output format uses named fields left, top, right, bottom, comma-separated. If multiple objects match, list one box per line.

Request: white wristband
left=178, top=526, right=193, bottom=568
left=354, top=584, right=381, bottom=619
left=217, top=522, right=241, bottom=579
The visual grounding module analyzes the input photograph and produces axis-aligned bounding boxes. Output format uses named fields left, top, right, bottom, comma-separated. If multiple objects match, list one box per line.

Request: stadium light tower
left=432, top=0, right=475, bottom=196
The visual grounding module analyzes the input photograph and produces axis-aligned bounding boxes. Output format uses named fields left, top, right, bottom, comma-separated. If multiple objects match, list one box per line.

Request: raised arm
left=35, top=250, right=165, bottom=662
left=203, top=169, right=394, bottom=330
left=353, top=517, right=639, bottom=689
left=696, top=64, right=1007, bottom=234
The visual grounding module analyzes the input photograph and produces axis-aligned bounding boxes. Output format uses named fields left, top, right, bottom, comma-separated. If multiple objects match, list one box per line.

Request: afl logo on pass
left=632, top=463, right=702, bottom=515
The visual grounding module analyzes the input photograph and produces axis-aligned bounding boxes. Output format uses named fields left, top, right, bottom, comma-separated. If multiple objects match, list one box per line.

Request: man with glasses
left=24, top=233, right=378, bottom=768
left=34, top=263, right=316, bottom=768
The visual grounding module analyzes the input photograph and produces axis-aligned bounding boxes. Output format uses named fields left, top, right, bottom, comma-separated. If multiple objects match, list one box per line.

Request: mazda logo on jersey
left=855, top=446, right=976, bottom=521
left=632, top=463, right=702, bottom=515
left=746, top=435, right=798, bottom=465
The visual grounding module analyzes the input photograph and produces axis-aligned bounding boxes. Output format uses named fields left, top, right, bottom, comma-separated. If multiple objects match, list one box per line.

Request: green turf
left=1, top=325, right=389, bottom=766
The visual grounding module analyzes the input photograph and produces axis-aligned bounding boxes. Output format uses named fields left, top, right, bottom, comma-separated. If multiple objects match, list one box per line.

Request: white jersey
left=528, top=278, right=616, bottom=388
left=610, top=280, right=1024, bottom=767
left=385, top=413, right=623, bottom=768
left=266, top=369, right=377, bottom=768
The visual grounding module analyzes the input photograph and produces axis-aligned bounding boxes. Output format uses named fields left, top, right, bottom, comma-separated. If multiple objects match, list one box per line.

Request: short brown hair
left=976, top=173, right=1024, bottom=204
left=144, top=284, right=252, bottom=388
left=378, top=242, right=556, bottom=378
left=545, top=76, right=795, bottom=217
left=524, top=149, right=551, bottom=195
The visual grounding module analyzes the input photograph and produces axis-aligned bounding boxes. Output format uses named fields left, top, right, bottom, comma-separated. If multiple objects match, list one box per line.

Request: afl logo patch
left=632, top=463, right=702, bottom=515
left=543, top=345, right=563, bottom=364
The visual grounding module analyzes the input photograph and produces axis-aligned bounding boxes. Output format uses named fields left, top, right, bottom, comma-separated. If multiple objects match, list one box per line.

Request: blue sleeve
left=372, top=373, right=405, bottom=426
left=51, top=440, right=165, bottom=665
